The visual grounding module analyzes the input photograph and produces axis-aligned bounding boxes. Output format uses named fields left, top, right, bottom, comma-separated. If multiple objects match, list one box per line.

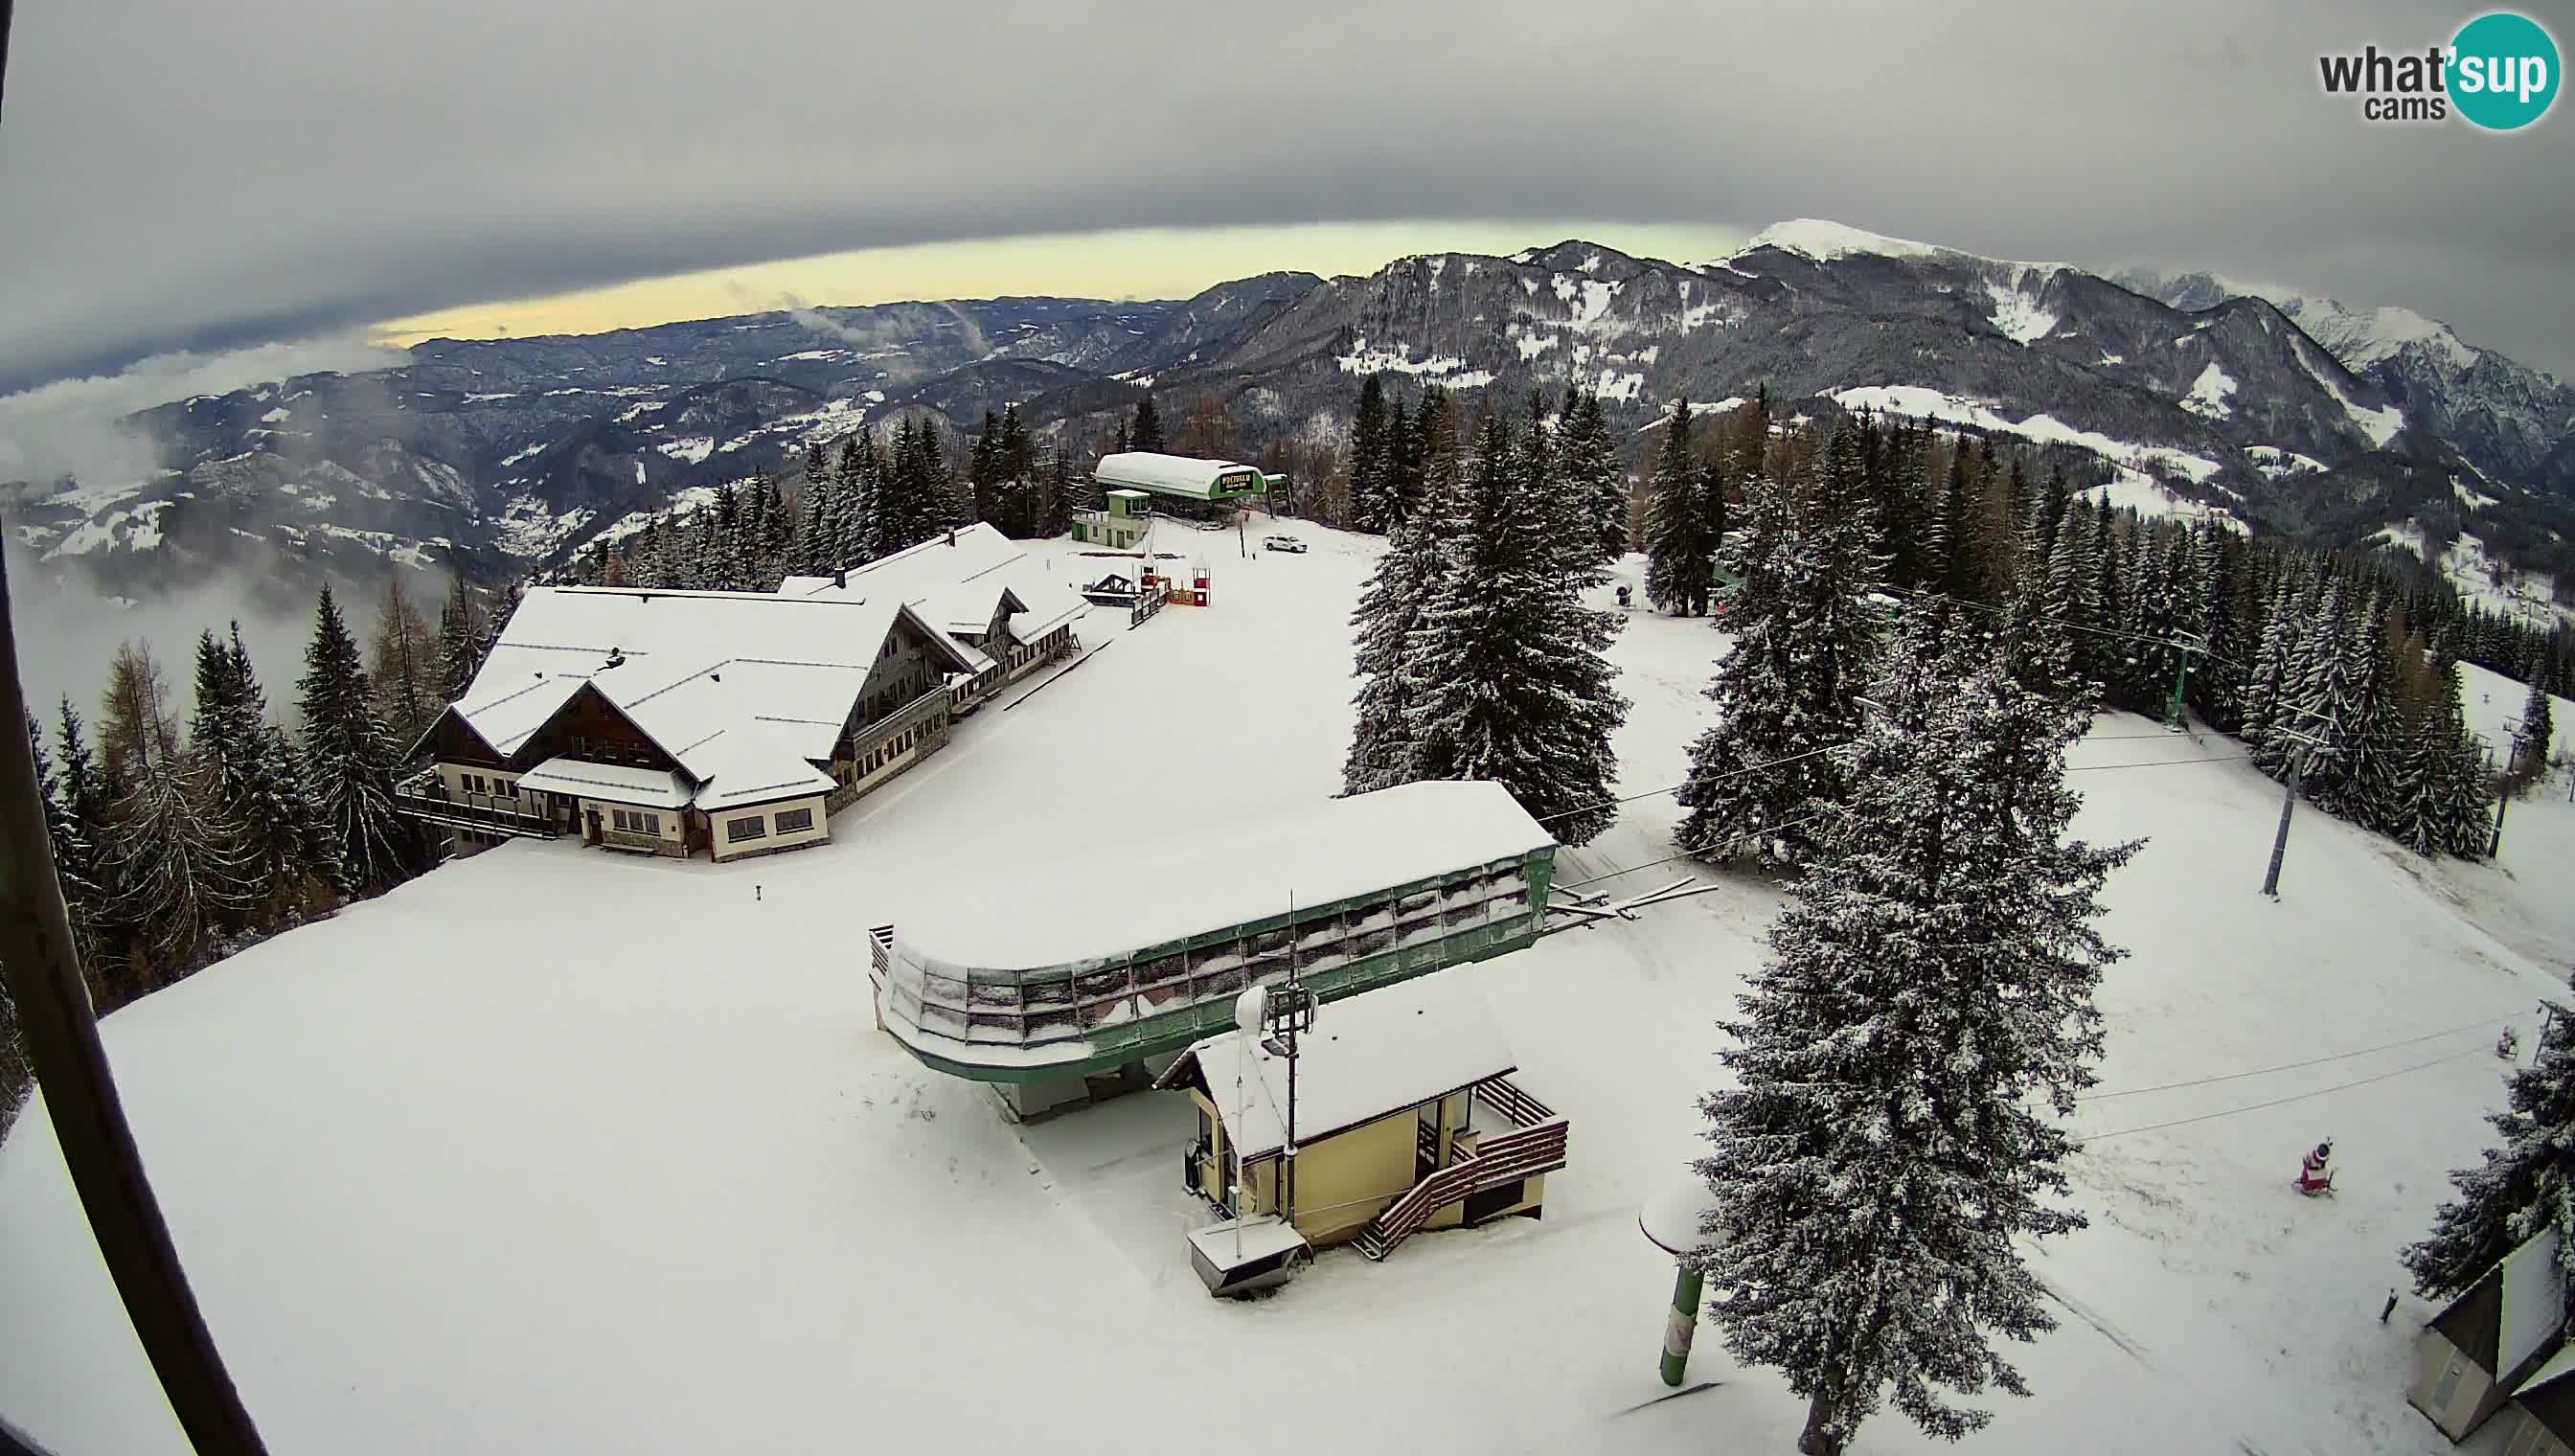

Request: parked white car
left=1263, top=535, right=1307, bottom=554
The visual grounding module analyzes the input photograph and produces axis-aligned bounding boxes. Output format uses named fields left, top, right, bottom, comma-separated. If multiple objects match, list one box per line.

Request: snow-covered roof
left=513, top=757, right=691, bottom=808
left=2500, top=1227, right=2564, bottom=1376
left=450, top=585, right=978, bottom=775
left=1092, top=451, right=1264, bottom=500
left=1161, top=971, right=1515, bottom=1164
left=788, top=524, right=1087, bottom=660
left=687, top=726, right=835, bottom=812
left=2518, top=1340, right=2575, bottom=1399
left=890, top=780, right=1554, bottom=972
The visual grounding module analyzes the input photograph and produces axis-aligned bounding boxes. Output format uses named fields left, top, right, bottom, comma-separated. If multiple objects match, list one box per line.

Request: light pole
left=1259, top=896, right=1317, bottom=1229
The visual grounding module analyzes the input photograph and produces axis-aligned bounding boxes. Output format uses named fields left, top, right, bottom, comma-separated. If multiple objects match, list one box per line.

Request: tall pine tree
left=1644, top=401, right=1713, bottom=616
left=1696, top=622, right=2137, bottom=1455
left=1403, top=412, right=1628, bottom=843
left=300, top=583, right=424, bottom=893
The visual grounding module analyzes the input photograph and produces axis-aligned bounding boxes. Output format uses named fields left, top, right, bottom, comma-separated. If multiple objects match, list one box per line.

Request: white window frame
left=726, top=814, right=767, bottom=843
left=775, top=807, right=814, bottom=833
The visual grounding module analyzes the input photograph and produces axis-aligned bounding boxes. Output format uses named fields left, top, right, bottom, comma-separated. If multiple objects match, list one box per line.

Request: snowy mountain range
left=6, top=222, right=2569, bottom=626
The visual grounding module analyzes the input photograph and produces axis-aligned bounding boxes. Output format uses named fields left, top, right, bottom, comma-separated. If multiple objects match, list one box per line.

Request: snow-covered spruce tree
left=1403, top=411, right=1628, bottom=844
left=1557, top=389, right=1626, bottom=568
left=1695, top=620, right=2139, bottom=1456
left=199, top=626, right=344, bottom=921
left=2190, top=526, right=2251, bottom=732
left=2348, top=603, right=2412, bottom=839
left=300, top=583, right=425, bottom=893
left=831, top=435, right=873, bottom=566
left=2404, top=976, right=2575, bottom=1300
left=1674, top=421, right=1884, bottom=867
left=1343, top=510, right=1437, bottom=796
left=1643, top=401, right=1713, bottom=616
left=1349, top=374, right=1392, bottom=535
left=2518, top=662, right=2557, bottom=785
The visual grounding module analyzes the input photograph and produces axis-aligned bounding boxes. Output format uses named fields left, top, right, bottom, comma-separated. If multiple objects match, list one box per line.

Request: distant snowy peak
left=2267, top=293, right=2479, bottom=373
left=2118, top=266, right=2483, bottom=375
left=1739, top=218, right=1947, bottom=264
left=1734, top=218, right=2067, bottom=274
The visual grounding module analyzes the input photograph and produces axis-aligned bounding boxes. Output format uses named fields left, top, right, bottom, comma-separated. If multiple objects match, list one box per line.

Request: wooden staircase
left=1356, top=1080, right=1569, bottom=1262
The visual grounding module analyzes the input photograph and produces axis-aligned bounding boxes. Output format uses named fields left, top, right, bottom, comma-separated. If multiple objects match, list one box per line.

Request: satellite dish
left=1234, top=986, right=1267, bottom=1039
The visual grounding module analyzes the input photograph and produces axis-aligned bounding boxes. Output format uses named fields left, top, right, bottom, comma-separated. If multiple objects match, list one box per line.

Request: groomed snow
left=6, top=530, right=2574, bottom=1456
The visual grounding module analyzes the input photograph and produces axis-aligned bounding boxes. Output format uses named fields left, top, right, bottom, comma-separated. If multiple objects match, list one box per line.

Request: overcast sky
left=2, top=0, right=2570, bottom=392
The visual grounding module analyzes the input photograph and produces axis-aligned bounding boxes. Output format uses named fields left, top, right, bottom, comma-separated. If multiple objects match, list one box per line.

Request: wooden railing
left=392, top=770, right=556, bottom=839
left=1474, top=1076, right=1555, bottom=1128
left=1359, top=1114, right=1569, bottom=1261
left=869, top=925, right=896, bottom=982
left=851, top=686, right=948, bottom=757
left=1130, top=589, right=1166, bottom=628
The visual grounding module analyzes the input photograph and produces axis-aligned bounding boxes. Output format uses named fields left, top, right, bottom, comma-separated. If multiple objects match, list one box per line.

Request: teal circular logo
left=2451, top=11, right=2560, bottom=130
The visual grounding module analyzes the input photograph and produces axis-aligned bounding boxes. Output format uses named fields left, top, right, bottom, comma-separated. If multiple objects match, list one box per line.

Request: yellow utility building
left=1156, top=971, right=1566, bottom=1289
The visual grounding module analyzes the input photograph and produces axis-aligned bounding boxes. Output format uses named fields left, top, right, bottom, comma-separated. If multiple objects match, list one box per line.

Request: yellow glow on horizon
left=370, top=220, right=1754, bottom=346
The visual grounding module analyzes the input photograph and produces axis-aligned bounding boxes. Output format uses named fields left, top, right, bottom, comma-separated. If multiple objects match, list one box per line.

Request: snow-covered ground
left=4, top=524, right=2572, bottom=1455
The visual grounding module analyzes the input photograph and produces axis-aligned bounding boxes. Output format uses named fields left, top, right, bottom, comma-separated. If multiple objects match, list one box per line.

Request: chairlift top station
left=867, top=780, right=1558, bottom=1116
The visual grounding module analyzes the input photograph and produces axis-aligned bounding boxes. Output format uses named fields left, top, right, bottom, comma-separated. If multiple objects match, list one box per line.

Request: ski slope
left=2, top=526, right=2571, bottom=1455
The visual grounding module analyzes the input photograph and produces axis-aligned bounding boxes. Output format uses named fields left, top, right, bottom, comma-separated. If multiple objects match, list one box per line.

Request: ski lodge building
left=2410, top=1228, right=2567, bottom=1445
left=399, top=525, right=1084, bottom=863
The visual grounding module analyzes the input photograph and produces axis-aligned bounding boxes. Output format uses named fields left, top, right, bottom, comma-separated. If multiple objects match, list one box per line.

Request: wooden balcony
left=393, top=771, right=557, bottom=840
left=850, top=685, right=949, bottom=759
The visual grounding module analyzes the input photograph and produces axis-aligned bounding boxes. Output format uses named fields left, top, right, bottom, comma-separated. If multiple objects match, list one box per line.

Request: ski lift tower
left=2261, top=704, right=2335, bottom=899
left=2166, top=631, right=2209, bottom=733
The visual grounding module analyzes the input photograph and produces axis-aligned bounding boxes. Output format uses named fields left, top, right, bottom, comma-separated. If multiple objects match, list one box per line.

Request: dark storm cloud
left=2, top=0, right=2569, bottom=384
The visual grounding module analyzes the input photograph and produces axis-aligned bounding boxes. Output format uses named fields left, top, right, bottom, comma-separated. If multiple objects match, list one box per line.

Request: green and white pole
left=1661, top=1262, right=1705, bottom=1386
left=1641, top=1174, right=1721, bottom=1388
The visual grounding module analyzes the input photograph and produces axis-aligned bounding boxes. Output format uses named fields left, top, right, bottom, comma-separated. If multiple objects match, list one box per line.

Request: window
left=775, top=808, right=813, bottom=833
left=726, top=815, right=766, bottom=843
left=611, top=808, right=630, bottom=830
left=639, top=813, right=659, bottom=834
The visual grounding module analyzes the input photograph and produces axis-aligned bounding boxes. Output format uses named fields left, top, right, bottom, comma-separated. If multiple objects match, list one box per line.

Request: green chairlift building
left=868, top=780, right=1559, bottom=1121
